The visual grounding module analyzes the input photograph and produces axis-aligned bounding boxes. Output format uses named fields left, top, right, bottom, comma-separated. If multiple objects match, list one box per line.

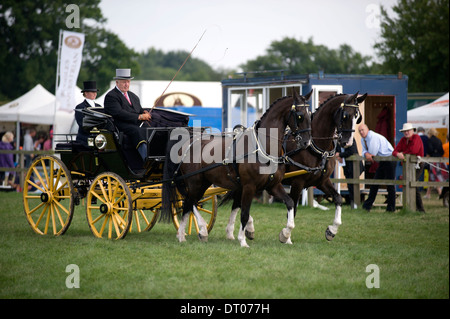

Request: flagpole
left=53, top=29, right=63, bottom=149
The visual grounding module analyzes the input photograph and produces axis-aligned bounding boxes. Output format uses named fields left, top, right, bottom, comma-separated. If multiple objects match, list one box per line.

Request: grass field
left=0, top=190, right=448, bottom=299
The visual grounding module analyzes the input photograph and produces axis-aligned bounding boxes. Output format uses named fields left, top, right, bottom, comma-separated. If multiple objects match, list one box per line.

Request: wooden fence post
left=307, top=187, right=314, bottom=207
left=352, top=157, right=361, bottom=208
left=402, top=154, right=416, bottom=211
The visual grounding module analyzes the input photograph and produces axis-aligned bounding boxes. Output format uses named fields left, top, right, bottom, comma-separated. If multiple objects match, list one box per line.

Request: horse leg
left=320, top=180, right=343, bottom=241
left=289, top=180, right=304, bottom=218
left=177, top=211, right=189, bottom=242
left=226, top=206, right=239, bottom=240
left=192, top=205, right=209, bottom=242
left=270, top=183, right=295, bottom=244
left=237, top=185, right=256, bottom=248
left=226, top=192, right=241, bottom=240
left=245, top=215, right=255, bottom=240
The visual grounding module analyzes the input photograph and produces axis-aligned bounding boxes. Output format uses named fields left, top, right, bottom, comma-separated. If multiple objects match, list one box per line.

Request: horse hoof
left=279, top=231, right=288, bottom=243
left=325, top=227, right=335, bottom=241
left=245, top=230, right=255, bottom=240
left=198, top=233, right=208, bottom=243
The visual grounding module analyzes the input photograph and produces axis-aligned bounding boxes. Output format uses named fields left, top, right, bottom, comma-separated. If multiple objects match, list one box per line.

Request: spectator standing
left=392, top=123, right=425, bottom=212
left=358, top=124, right=396, bottom=212
left=0, top=132, right=17, bottom=187
left=23, top=128, right=36, bottom=168
left=43, top=128, right=53, bottom=151
left=425, top=128, right=445, bottom=198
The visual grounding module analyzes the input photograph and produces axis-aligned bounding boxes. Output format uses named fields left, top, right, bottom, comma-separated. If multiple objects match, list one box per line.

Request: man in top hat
left=392, top=123, right=425, bottom=212
left=75, top=81, right=102, bottom=146
left=104, top=69, right=151, bottom=161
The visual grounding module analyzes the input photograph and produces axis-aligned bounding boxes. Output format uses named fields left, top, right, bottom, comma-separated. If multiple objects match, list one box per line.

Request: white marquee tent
left=408, top=93, right=449, bottom=129
left=0, top=84, right=84, bottom=149
left=0, top=84, right=55, bottom=123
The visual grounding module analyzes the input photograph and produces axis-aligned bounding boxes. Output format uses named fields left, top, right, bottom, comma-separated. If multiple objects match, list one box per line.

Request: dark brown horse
left=284, top=92, right=365, bottom=241
left=161, top=89, right=313, bottom=247
left=224, top=92, right=365, bottom=244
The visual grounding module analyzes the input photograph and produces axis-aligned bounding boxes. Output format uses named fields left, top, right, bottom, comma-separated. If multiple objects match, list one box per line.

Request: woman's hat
left=399, top=123, right=416, bottom=132
left=113, top=69, right=134, bottom=80
left=81, top=81, right=99, bottom=92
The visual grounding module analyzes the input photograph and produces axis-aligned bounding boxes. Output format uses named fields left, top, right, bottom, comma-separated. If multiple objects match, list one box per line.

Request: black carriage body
left=56, top=107, right=190, bottom=181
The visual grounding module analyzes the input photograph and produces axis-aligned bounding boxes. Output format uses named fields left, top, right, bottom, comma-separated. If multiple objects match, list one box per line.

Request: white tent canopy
left=0, top=84, right=55, bottom=123
left=408, top=93, right=449, bottom=129
left=0, top=84, right=84, bottom=125
left=0, top=84, right=84, bottom=150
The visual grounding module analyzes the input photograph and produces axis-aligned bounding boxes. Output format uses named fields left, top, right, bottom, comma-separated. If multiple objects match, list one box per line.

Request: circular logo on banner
left=155, top=92, right=202, bottom=107
left=64, top=36, right=82, bottom=49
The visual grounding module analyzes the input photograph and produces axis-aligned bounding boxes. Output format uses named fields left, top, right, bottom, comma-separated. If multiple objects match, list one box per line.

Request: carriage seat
left=55, top=141, right=91, bottom=152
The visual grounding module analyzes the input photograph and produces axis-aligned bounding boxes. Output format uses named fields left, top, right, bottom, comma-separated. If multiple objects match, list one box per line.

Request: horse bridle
left=286, top=99, right=362, bottom=174
left=335, top=102, right=362, bottom=137
left=288, top=103, right=312, bottom=142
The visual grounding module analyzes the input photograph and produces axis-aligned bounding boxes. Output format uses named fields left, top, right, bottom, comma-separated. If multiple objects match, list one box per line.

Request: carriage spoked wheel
left=129, top=208, right=160, bottom=233
left=172, top=194, right=218, bottom=235
left=23, top=155, right=74, bottom=236
left=86, top=172, right=132, bottom=240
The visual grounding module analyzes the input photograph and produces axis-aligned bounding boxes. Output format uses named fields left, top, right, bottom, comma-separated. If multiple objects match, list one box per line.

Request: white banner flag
left=56, top=30, right=84, bottom=112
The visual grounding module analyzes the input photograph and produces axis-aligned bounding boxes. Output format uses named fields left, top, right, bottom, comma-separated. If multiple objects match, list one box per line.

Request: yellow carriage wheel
left=172, top=194, right=218, bottom=235
left=86, top=172, right=132, bottom=240
left=23, top=155, right=74, bottom=236
left=129, top=207, right=160, bottom=233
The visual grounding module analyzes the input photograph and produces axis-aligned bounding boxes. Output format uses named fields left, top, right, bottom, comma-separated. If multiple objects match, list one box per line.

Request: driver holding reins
left=104, top=69, right=151, bottom=161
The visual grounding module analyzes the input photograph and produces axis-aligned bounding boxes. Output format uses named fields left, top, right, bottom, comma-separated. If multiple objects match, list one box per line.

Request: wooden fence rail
left=330, top=155, right=449, bottom=211
left=0, top=150, right=54, bottom=188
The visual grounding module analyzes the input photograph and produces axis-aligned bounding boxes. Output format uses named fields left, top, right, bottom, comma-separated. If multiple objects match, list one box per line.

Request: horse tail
left=218, top=190, right=235, bottom=207
left=161, top=137, right=182, bottom=223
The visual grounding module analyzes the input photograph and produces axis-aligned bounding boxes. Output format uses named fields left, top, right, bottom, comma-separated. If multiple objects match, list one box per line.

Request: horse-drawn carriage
left=22, top=107, right=225, bottom=240
left=22, top=89, right=364, bottom=247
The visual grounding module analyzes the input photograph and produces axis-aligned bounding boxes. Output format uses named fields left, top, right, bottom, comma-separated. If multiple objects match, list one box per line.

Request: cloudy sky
left=99, top=0, right=397, bottom=70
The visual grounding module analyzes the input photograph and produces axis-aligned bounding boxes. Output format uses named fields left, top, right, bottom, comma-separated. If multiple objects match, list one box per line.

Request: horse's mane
left=256, top=95, right=292, bottom=128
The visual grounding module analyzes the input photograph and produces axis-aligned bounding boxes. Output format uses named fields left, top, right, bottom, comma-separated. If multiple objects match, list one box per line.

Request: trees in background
left=1, top=0, right=448, bottom=102
left=374, top=0, right=449, bottom=92
left=0, top=0, right=138, bottom=100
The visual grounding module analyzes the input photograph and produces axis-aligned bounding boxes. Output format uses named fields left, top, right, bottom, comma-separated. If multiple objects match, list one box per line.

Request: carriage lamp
left=94, top=134, right=107, bottom=150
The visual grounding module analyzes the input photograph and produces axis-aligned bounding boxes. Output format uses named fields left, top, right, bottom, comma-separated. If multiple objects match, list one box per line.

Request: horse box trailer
left=221, top=72, right=408, bottom=154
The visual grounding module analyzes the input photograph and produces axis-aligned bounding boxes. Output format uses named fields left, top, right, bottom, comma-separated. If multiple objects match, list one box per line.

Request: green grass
left=0, top=191, right=448, bottom=299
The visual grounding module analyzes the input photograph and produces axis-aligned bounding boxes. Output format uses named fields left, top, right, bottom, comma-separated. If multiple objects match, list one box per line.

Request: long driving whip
left=151, top=29, right=207, bottom=110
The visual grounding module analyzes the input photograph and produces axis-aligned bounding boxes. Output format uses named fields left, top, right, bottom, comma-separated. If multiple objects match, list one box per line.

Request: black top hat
left=81, top=81, right=99, bottom=93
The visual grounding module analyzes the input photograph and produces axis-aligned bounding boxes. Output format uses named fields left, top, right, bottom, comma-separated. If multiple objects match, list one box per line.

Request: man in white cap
left=393, top=122, right=425, bottom=212
left=104, top=69, right=151, bottom=161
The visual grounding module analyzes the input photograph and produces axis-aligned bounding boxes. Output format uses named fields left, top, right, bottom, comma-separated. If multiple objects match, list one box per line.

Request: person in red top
left=392, top=123, right=425, bottom=212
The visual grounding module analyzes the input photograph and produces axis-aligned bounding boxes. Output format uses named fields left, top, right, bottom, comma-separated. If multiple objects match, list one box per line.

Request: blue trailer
left=221, top=71, right=408, bottom=147
left=221, top=71, right=409, bottom=197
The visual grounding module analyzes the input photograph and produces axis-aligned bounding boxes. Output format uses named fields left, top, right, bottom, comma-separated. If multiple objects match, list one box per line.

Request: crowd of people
left=0, top=127, right=52, bottom=190
left=337, top=123, right=448, bottom=213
